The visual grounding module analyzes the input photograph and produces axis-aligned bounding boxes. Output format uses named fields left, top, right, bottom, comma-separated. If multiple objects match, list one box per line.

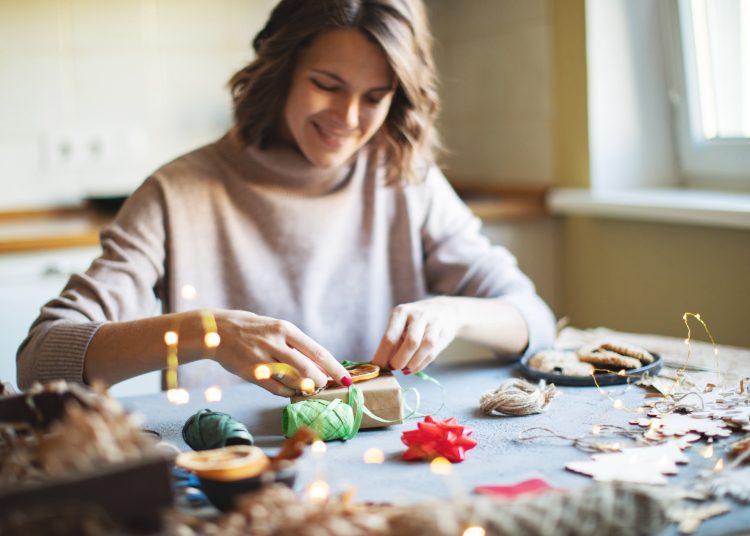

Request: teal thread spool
left=182, top=409, right=255, bottom=450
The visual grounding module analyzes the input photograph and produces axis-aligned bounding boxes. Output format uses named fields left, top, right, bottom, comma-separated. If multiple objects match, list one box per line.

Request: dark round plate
left=518, top=351, right=663, bottom=387
left=198, top=463, right=297, bottom=512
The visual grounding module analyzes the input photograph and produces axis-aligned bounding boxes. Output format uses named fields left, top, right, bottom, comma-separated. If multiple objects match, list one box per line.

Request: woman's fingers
left=388, top=317, right=427, bottom=371
left=257, top=377, right=297, bottom=397
left=372, top=307, right=408, bottom=368
left=216, top=311, right=351, bottom=393
left=371, top=300, right=460, bottom=373
left=405, top=325, right=441, bottom=373
left=283, top=323, right=351, bottom=386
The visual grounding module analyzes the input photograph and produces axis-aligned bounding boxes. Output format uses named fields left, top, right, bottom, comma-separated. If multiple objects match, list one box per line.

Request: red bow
left=401, top=416, right=477, bottom=463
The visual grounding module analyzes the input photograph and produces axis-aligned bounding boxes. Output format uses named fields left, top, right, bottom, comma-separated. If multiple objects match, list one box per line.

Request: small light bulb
left=254, top=364, right=272, bottom=380
left=363, top=448, right=385, bottom=464
left=204, top=386, right=222, bottom=402
left=164, top=331, right=178, bottom=346
left=167, top=388, right=189, bottom=404
left=299, top=378, right=316, bottom=393
left=695, top=313, right=701, bottom=320
left=463, top=526, right=486, bottom=536
left=613, top=399, right=624, bottom=409
left=311, top=440, right=327, bottom=454
left=591, top=425, right=602, bottom=435
left=684, top=338, right=690, bottom=345
left=307, top=480, right=330, bottom=502
left=181, top=284, right=197, bottom=300
left=430, top=456, right=452, bottom=475
left=714, top=458, right=724, bottom=472
left=204, top=332, right=221, bottom=348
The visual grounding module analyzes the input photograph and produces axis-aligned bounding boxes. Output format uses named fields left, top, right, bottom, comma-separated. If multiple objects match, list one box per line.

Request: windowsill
left=547, top=188, right=750, bottom=230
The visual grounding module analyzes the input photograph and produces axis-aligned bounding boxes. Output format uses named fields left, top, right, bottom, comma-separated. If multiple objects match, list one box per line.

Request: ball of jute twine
left=480, top=378, right=557, bottom=416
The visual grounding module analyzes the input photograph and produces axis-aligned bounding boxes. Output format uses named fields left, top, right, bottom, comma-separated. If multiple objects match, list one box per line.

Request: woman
left=17, top=0, right=555, bottom=396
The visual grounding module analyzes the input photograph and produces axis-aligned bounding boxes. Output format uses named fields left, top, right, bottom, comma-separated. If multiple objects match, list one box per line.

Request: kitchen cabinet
left=0, top=246, right=161, bottom=397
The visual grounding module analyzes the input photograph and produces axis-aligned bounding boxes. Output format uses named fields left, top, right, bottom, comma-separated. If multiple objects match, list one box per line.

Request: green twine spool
left=182, top=409, right=255, bottom=451
left=282, top=387, right=364, bottom=441
left=280, top=364, right=444, bottom=442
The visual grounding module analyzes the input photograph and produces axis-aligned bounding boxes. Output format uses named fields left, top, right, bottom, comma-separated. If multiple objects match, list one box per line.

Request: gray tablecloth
left=121, top=358, right=750, bottom=535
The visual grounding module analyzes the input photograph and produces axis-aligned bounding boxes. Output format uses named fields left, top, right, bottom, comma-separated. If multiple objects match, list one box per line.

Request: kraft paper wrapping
left=290, top=373, right=404, bottom=429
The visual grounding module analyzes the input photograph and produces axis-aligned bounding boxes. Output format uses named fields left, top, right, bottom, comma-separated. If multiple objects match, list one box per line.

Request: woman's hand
left=215, top=310, right=352, bottom=397
left=371, top=297, right=460, bottom=374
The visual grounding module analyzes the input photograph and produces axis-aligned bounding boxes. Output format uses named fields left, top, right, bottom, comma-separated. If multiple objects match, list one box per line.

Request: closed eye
left=365, top=93, right=386, bottom=105
left=365, top=91, right=392, bottom=106
left=311, top=78, right=339, bottom=92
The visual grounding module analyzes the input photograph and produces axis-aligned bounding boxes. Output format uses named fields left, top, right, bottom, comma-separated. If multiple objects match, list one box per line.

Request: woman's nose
left=333, top=94, right=359, bottom=129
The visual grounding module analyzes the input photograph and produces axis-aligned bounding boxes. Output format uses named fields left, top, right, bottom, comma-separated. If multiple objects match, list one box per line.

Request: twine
left=182, top=409, right=254, bottom=451
left=282, top=387, right=364, bottom=441
left=516, top=425, right=647, bottom=453
left=282, top=363, right=446, bottom=442
left=480, top=378, right=557, bottom=416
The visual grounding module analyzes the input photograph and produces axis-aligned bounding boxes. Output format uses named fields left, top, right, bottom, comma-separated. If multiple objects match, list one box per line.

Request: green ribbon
left=282, top=384, right=364, bottom=441
left=182, top=409, right=255, bottom=450
left=340, top=360, right=445, bottom=419
left=281, top=362, right=445, bottom=441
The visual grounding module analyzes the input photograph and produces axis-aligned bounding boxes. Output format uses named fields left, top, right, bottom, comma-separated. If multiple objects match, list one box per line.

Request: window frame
left=665, top=0, right=750, bottom=190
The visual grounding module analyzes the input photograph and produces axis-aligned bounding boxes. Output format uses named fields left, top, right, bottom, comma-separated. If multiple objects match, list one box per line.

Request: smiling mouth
left=312, top=121, right=351, bottom=149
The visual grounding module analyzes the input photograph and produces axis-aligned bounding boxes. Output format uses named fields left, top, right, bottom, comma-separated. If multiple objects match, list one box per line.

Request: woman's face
left=282, top=29, right=395, bottom=169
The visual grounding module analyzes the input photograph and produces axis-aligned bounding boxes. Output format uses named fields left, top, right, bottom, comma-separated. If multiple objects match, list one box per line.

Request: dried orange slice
left=176, top=445, right=270, bottom=481
left=345, top=363, right=380, bottom=383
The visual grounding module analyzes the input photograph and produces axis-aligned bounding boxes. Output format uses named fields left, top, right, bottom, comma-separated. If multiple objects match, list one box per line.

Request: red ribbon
left=401, top=416, right=477, bottom=463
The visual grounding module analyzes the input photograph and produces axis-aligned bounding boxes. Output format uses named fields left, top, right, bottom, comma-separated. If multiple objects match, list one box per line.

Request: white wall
left=0, top=246, right=161, bottom=396
left=1, top=1, right=563, bottom=372
left=0, top=0, right=276, bottom=208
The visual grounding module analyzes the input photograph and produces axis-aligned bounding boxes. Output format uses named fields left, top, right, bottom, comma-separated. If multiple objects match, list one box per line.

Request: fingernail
left=403, top=368, right=411, bottom=375
left=341, top=376, right=353, bottom=387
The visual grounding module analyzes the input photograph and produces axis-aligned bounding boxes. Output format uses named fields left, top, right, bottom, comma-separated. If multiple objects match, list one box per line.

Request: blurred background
left=1, top=0, right=748, bottom=395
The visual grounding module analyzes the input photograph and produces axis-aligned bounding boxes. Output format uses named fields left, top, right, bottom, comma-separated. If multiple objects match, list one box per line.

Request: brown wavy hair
left=228, top=0, right=440, bottom=183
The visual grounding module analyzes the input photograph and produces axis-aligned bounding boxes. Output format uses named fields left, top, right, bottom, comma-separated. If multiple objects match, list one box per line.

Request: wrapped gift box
left=291, top=373, right=403, bottom=429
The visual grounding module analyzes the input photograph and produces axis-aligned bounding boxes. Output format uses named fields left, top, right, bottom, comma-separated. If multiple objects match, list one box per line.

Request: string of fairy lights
left=164, top=285, right=318, bottom=405
left=587, top=311, right=723, bottom=412
left=164, top=285, right=488, bottom=535
left=517, top=312, right=733, bottom=476
left=164, top=285, right=731, bottom=534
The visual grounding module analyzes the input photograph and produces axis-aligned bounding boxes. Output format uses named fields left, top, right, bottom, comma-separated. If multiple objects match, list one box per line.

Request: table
left=121, top=358, right=750, bottom=535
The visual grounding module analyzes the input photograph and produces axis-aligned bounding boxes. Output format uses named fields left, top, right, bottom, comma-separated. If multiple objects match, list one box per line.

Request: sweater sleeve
left=16, top=176, right=168, bottom=388
left=419, top=166, right=556, bottom=358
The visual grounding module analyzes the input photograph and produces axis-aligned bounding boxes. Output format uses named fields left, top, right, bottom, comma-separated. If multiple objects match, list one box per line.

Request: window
left=671, top=0, right=750, bottom=187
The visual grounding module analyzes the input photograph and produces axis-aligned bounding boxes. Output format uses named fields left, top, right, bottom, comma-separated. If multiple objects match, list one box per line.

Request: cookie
left=599, top=341, right=655, bottom=365
left=577, top=349, right=643, bottom=370
left=528, top=350, right=594, bottom=377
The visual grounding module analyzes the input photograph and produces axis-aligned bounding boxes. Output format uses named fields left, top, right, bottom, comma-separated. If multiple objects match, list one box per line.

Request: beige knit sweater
left=17, top=130, right=555, bottom=389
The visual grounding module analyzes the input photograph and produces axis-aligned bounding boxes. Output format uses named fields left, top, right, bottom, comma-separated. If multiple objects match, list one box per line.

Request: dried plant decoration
left=0, top=381, right=157, bottom=485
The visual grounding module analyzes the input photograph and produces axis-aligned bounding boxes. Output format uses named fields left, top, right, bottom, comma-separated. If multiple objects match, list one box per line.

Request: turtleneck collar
left=215, top=128, right=360, bottom=195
